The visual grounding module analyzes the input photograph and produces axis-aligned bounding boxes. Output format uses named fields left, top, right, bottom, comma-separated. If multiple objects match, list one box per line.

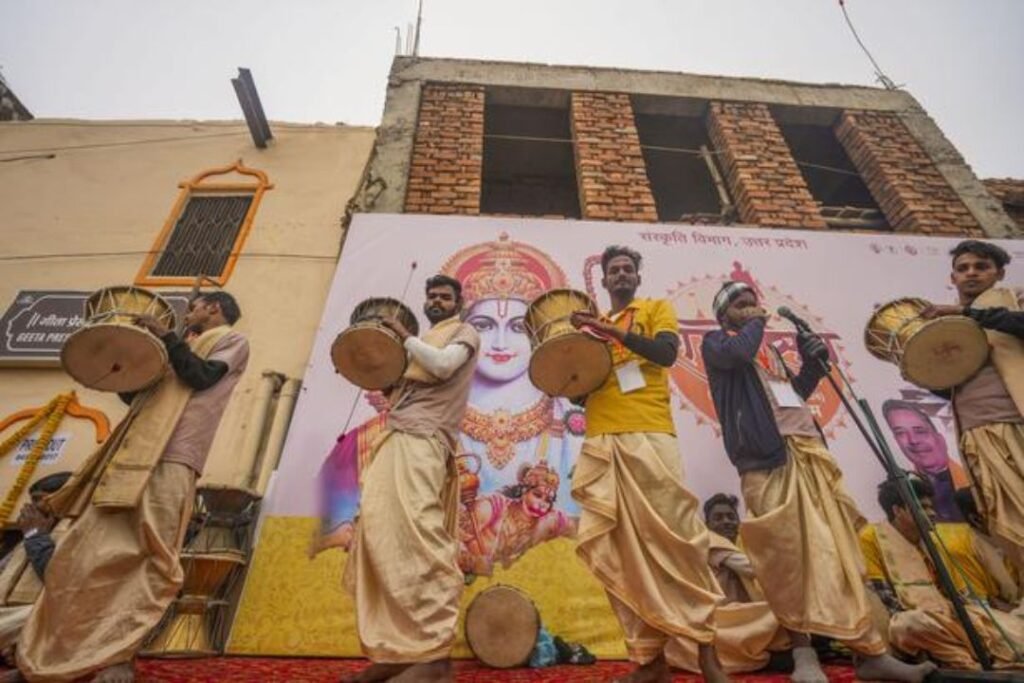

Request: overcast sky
left=2, top=0, right=1021, bottom=178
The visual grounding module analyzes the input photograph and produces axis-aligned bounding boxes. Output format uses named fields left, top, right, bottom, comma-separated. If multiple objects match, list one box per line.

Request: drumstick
left=386, top=261, right=419, bottom=327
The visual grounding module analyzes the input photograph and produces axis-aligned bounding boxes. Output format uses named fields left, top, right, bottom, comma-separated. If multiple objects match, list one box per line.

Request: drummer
left=921, top=240, right=1024, bottom=570
left=10, top=292, right=249, bottom=683
left=340, top=275, right=480, bottom=683
left=568, top=245, right=729, bottom=683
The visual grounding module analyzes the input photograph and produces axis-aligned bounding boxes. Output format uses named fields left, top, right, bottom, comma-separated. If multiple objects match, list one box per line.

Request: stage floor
left=127, top=657, right=859, bottom=682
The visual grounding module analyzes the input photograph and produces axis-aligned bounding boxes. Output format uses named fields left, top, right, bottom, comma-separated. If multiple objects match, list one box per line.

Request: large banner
left=228, top=214, right=1022, bottom=657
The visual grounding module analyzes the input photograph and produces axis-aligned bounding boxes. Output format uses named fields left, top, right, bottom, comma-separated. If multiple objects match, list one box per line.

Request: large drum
left=61, top=285, right=178, bottom=393
left=465, top=585, right=540, bottom=669
left=525, top=289, right=612, bottom=397
left=864, top=297, right=989, bottom=390
left=331, top=298, right=420, bottom=390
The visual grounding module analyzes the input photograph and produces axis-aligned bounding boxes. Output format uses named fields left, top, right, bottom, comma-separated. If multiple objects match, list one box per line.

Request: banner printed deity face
left=442, top=233, right=584, bottom=576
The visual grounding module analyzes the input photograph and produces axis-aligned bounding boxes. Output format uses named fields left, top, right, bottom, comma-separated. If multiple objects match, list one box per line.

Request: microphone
left=777, top=306, right=812, bottom=334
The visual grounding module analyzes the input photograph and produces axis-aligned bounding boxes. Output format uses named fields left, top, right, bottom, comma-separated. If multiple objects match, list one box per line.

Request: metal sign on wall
left=0, top=290, right=193, bottom=366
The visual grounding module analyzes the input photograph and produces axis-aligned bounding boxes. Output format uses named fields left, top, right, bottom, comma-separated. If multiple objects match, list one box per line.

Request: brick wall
left=983, top=178, right=1024, bottom=232
left=404, top=83, right=484, bottom=214
left=706, top=102, right=826, bottom=229
left=570, top=92, right=657, bottom=222
left=835, top=112, right=982, bottom=236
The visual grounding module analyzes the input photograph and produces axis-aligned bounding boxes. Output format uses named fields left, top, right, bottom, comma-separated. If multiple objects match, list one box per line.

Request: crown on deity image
left=517, top=461, right=560, bottom=490
left=441, top=232, right=567, bottom=308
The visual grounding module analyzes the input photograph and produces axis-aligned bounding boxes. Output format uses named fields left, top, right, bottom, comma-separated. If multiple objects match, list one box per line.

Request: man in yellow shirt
left=570, top=245, right=727, bottom=683
left=860, top=476, right=1024, bottom=669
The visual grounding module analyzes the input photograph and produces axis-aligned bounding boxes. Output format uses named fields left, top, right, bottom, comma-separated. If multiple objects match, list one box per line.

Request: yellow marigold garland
left=0, top=393, right=73, bottom=524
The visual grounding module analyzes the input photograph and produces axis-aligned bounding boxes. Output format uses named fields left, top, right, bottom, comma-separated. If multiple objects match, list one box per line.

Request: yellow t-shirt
left=584, top=297, right=678, bottom=437
left=935, top=522, right=998, bottom=602
left=858, top=524, right=888, bottom=582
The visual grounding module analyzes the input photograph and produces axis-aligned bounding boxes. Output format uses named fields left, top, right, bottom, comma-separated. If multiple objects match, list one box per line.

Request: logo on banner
left=667, top=262, right=852, bottom=435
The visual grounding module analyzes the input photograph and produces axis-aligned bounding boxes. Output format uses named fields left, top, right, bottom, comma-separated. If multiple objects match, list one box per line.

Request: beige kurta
left=17, top=462, right=195, bottom=681
left=957, top=287, right=1024, bottom=571
left=740, top=434, right=886, bottom=655
left=572, top=432, right=720, bottom=664
left=342, top=430, right=463, bottom=663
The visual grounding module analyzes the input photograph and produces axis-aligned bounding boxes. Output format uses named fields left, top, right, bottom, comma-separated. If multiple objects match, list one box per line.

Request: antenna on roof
left=413, top=0, right=424, bottom=56
left=838, top=0, right=900, bottom=90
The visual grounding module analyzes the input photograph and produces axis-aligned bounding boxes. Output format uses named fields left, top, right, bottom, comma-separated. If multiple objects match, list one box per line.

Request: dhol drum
left=465, top=585, right=540, bottom=669
left=331, top=298, right=420, bottom=390
left=61, top=286, right=178, bottom=393
left=525, top=289, right=612, bottom=397
left=864, top=297, right=989, bottom=390
left=143, top=550, right=246, bottom=657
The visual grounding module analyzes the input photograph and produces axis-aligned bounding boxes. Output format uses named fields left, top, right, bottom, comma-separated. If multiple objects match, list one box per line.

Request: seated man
left=860, top=476, right=1024, bottom=670
left=954, top=488, right=1022, bottom=610
left=667, top=493, right=788, bottom=675
left=0, top=473, right=71, bottom=658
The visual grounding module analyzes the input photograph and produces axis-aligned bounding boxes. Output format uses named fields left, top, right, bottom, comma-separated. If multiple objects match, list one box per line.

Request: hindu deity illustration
left=316, top=233, right=584, bottom=575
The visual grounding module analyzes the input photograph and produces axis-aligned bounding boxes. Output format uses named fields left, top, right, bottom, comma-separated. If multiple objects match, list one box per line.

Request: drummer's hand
left=381, top=317, right=412, bottom=341
left=571, top=312, right=625, bottom=342
left=134, top=314, right=170, bottom=337
left=921, top=304, right=965, bottom=320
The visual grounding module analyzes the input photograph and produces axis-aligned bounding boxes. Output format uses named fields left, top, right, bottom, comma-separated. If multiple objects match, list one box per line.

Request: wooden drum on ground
left=864, top=297, right=989, bottom=390
left=525, top=289, right=611, bottom=398
left=331, top=298, right=420, bottom=390
left=61, top=286, right=177, bottom=393
left=465, top=585, right=540, bottom=669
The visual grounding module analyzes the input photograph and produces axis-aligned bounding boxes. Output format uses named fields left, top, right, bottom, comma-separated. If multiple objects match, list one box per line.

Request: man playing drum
left=922, top=240, right=1024, bottom=571
left=568, top=245, right=728, bottom=683
left=701, top=282, right=935, bottom=683
left=8, top=292, right=248, bottom=683
left=340, top=275, right=479, bottom=683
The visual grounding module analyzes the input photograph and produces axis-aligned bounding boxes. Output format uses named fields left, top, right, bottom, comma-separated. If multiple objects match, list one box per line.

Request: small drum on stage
left=864, top=297, right=989, bottom=390
left=331, top=298, right=420, bottom=390
left=465, top=585, right=540, bottom=669
left=525, top=289, right=612, bottom=398
left=61, top=285, right=178, bottom=393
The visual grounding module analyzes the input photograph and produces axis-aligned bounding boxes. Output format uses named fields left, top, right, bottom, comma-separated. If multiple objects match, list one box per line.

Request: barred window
left=136, top=160, right=272, bottom=286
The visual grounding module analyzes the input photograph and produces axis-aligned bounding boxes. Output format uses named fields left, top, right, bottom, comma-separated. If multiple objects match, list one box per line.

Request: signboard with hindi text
left=0, top=290, right=193, bottom=366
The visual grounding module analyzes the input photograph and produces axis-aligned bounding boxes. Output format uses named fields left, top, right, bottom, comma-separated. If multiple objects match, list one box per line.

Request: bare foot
left=791, top=645, right=828, bottom=683
left=340, top=662, right=411, bottom=683
left=855, top=653, right=937, bottom=682
left=0, top=670, right=25, bottom=683
left=93, top=662, right=134, bottom=683
left=388, top=659, right=452, bottom=683
left=697, top=645, right=731, bottom=683
left=613, top=652, right=672, bottom=683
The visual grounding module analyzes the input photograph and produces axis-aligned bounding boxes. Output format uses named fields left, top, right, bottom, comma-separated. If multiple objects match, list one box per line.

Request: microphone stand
left=791, top=325, right=1000, bottom=677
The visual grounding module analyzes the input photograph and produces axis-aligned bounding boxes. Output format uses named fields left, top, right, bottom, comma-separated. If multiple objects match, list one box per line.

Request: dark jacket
left=701, top=317, right=827, bottom=474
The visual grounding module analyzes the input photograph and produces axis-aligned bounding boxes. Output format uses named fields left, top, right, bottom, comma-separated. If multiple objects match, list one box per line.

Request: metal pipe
left=252, top=377, right=301, bottom=495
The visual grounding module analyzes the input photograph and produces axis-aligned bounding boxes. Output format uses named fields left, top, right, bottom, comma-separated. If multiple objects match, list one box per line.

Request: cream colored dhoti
left=572, top=432, right=719, bottom=664
left=961, top=422, right=1024, bottom=570
left=666, top=600, right=788, bottom=673
left=342, top=430, right=462, bottom=663
left=890, top=603, right=1024, bottom=670
left=0, top=605, right=32, bottom=653
left=740, top=435, right=885, bottom=655
left=17, top=462, right=195, bottom=682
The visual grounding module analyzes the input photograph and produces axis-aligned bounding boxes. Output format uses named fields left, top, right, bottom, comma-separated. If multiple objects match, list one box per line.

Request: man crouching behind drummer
left=341, top=275, right=479, bottom=683
left=568, top=246, right=728, bottom=683
left=921, top=240, right=1024, bottom=571
left=5, top=292, right=248, bottom=683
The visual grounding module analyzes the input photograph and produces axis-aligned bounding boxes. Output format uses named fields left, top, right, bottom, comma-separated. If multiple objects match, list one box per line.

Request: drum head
left=61, top=323, right=168, bottom=393
left=899, top=316, right=989, bottom=390
left=331, top=326, right=406, bottom=390
left=465, top=586, right=540, bottom=669
left=529, top=333, right=612, bottom=397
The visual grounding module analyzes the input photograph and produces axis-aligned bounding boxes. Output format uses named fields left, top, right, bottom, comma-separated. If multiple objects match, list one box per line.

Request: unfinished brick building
left=359, top=57, right=1019, bottom=240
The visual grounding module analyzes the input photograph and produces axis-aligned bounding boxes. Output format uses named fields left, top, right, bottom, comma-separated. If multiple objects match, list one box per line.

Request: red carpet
left=129, top=657, right=858, bottom=682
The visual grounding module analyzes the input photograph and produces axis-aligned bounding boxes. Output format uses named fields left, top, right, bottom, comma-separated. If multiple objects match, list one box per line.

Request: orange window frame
left=135, top=159, right=274, bottom=287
